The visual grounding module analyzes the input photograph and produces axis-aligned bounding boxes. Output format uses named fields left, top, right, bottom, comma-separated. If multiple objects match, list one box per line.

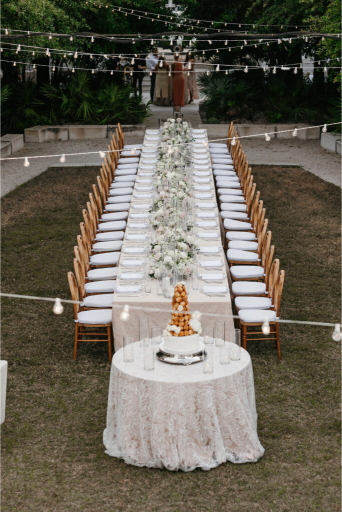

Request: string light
left=70, top=36, right=73, bottom=41
left=24, top=157, right=30, bottom=167
left=99, top=151, right=106, bottom=158
left=294, top=67, right=298, bottom=74
left=216, top=64, right=219, bottom=71
left=322, top=124, right=327, bottom=132
left=244, top=66, right=248, bottom=73
left=91, top=36, right=94, bottom=42
left=59, top=154, right=66, bottom=163
left=265, top=133, right=271, bottom=141
left=292, top=128, right=298, bottom=137
left=131, top=148, right=136, bottom=154
left=53, top=298, right=64, bottom=315
left=332, top=324, right=341, bottom=341
left=231, top=136, right=236, bottom=146
left=273, top=67, right=277, bottom=74
left=262, top=320, right=270, bottom=335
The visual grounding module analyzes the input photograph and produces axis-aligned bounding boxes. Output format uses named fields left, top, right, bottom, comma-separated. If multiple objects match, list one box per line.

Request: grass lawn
left=1, top=165, right=341, bottom=512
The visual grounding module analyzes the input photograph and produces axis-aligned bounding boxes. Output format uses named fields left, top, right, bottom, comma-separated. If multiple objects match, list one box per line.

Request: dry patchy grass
left=1, top=165, right=341, bottom=512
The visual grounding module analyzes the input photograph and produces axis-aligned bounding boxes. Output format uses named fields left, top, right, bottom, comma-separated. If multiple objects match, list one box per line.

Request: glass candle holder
left=215, top=320, right=224, bottom=347
left=151, top=326, right=162, bottom=345
left=123, top=335, right=134, bottom=362
left=219, top=343, right=230, bottom=365
left=191, top=267, right=199, bottom=290
left=144, top=342, right=155, bottom=371
left=203, top=327, right=214, bottom=345
left=139, top=317, right=149, bottom=347
left=230, top=329, right=241, bottom=361
left=202, top=345, right=213, bottom=374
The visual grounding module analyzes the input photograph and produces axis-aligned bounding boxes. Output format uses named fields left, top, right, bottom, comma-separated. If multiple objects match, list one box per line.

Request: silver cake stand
left=156, top=342, right=207, bottom=366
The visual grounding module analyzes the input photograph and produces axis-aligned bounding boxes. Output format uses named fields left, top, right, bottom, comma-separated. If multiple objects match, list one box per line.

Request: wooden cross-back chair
left=240, top=269, right=285, bottom=360
left=68, top=271, right=113, bottom=361
left=227, top=122, right=234, bottom=150
left=97, top=175, right=108, bottom=207
left=230, top=232, right=273, bottom=282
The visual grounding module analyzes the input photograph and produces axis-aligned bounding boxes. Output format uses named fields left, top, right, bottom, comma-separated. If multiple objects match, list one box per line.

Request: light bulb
left=216, top=65, right=219, bottom=71
left=151, top=39, right=154, bottom=45
left=131, top=148, right=136, bottom=154
left=241, top=46, right=243, bottom=49
left=70, top=36, right=73, bottom=41
left=231, top=136, right=236, bottom=146
left=91, top=36, right=94, bottom=42
left=63, top=53, right=66, bottom=58
left=74, top=52, right=78, bottom=58
left=332, top=324, right=341, bottom=341
left=263, top=66, right=267, bottom=72
left=13, top=62, right=16, bottom=67
left=278, top=39, right=281, bottom=44
left=33, top=64, right=36, bottom=69
left=49, top=34, right=52, bottom=40
left=32, top=51, right=35, bottom=56
left=322, top=36, right=325, bottom=41
left=24, top=157, right=30, bottom=167
left=294, top=67, right=298, bottom=74
left=130, top=70, right=133, bottom=76
left=273, top=67, right=277, bottom=74
left=168, top=71, right=171, bottom=77
left=267, top=42, right=269, bottom=46
left=216, top=49, right=219, bottom=53
left=92, top=69, right=94, bottom=74
left=244, top=66, right=248, bottom=73
left=265, top=133, right=271, bottom=141
left=59, top=154, right=66, bottom=163
left=187, top=71, right=190, bottom=76
left=159, top=60, right=163, bottom=67
left=203, top=50, right=205, bottom=55
left=52, top=66, right=55, bottom=72
left=46, top=48, right=49, bottom=56
left=292, top=128, right=297, bottom=137
left=17, top=44, right=21, bottom=51
left=120, top=305, right=130, bottom=321
left=90, top=54, right=93, bottom=59
left=229, top=47, right=231, bottom=51
left=206, top=69, right=210, bottom=75
left=99, top=151, right=106, bottom=158
left=322, top=124, right=327, bottom=133
left=53, top=298, right=64, bottom=315
left=209, top=40, right=212, bottom=44
left=289, top=38, right=292, bottom=43
left=110, top=70, right=113, bottom=75
left=225, top=40, right=227, bottom=45
left=244, top=40, right=247, bottom=45
left=305, top=37, right=308, bottom=42
left=5, top=29, right=8, bottom=35
left=324, top=67, right=327, bottom=72
left=262, top=319, right=270, bottom=335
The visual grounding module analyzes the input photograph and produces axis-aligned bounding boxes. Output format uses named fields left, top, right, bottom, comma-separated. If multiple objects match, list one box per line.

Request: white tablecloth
left=103, top=343, right=264, bottom=471
left=112, top=129, right=234, bottom=350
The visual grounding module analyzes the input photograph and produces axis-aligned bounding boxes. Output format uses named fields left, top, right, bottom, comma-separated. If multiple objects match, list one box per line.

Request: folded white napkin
left=143, top=143, right=158, bottom=148
left=119, top=272, right=144, bottom=280
left=201, top=285, right=228, bottom=294
left=142, top=159, right=158, bottom=164
left=126, top=234, right=147, bottom=240
left=139, top=172, right=154, bottom=177
left=133, top=193, right=152, bottom=199
left=194, top=185, right=212, bottom=191
left=193, top=178, right=210, bottom=183
left=127, top=222, right=148, bottom=228
left=123, top=247, right=147, bottom=253
left=129, top=213, right=149, bottom=219
left=194, top=171, right=210, bottom=176
left=132, top=204, right=151, bottom=210
left=140, top=164, right=156, bottom=170
left=193, top=158, right=210, bottom=164
left=135, top=186, right=153, bottom=191
left=116, top=285, right=142, bottom=293
left=145, top=136, right=160, bottom=141
left=192, top=148, right=208, bottom=154
left=196, top=221, right=218, bottom=227
left=197, top=202, right=216, bottom=208
left=191, top=129, right=206, bottom=133
left=146, top=129, right=160, bottom=135
left=199, top=246, right=221, bottom=253
left=193, top=134, right=206, bottom=139
left=197, top=232, right=220, bottom=238
left=200, top=273, right=225, bottom=280
left=194, top=167, right=210, bottom=172
left=197, top=212, right=216, bottom=218
left=194, top=193, right=213, bottom=199
left=200, top=260, right=223, bottom=267
left=121, top=259, right=145, bottom=267
left=136, top=178, right=153, bottom=183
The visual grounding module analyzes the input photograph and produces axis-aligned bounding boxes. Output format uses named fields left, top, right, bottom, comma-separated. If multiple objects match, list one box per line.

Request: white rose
left=154, top=245, right=161, bottom=253
left=189, top=318, right=202, bottom=334
left=179, top=251, right=187, bottom=259
left=164, top=256, right=172, bottom=264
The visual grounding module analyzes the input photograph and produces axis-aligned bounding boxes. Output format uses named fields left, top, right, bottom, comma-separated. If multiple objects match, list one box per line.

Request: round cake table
left=103, top=342, right=264, bottom=472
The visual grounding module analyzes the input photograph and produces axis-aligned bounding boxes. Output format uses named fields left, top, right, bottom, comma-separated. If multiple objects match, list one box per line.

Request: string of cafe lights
left=91, top=2, right=311, bottom=29
left=1, top=122, right=340, bottom=166
left=2, top=34, right=337, bottom=61
left=0, top=292, right=340, bottom=340
left=2, top=59, right=340, bottom=80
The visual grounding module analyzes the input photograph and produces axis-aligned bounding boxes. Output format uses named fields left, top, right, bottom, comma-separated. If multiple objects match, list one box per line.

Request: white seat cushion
left=103, top=203, right=130, bottom=212
left=77, top=309, right=112, bottom=325
left=226, top=231, right=257, bottom=241
left=85, top=280, right=116, bottom=294
left=224, top=219, right=252, bottom=230
left=228, top=240, right=258, bottom=250
left=111, top=182, right=135, bottom=189
left=220, top=195, right=245, bottom=203
left=218, top=189, right=244, bottom=196
left=124, top=144, right=143, bottom=149
left=238, top=309, right=277, bottom=324
left=227, top=249, right=259, bottom=262
left=235, top=297, right=272, bottom=310
left=101, top=210, right=128, bottom=220
left=95, top=231, right=124, bottom=242
left=98, top=220, right=127, bottom=231
left=115, top=175, right=137, bottom=182
left=209, top=142, right=228, bottom=148
left=90, top=252, right=120, bottom=266
left=213, top=164, right=234, bottom=170
left=220, top=203, right=247, bottom=211
left=117, top=163, right=139, bottom=169
left=212, top=158, right=234, bottom=165
left=92, top=240, right=123, bottom=252
left=109, top=188, right=133, bottom=196
left=232, top=281, right=266, bottom=296
left=210, top=148, right=229, bottom=154
left=220, top=211, right=248, bottom=220
left=116, top=169, right=137, bottom=176
left=83, top=293, right=114, bottom=308
left=230, top=265, right=264, bottom=279
left=87, top=267, right=118, bottom=281
left=213, top=169, right=236, bottom=176
left=216, top=182, right=241, bottom=189
left=106, top=195, right=132, bottom=204
left=120, top=150, right=141, bottom=157
left=118, top=157, right=139, bottom=164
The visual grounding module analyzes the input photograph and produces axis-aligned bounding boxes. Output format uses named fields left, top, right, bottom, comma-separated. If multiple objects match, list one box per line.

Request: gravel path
left=1, top=120, right=340, bottom=197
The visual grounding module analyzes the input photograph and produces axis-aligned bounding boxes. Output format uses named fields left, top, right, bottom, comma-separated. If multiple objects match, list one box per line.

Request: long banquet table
left=112, top=127, right=235, bottom=350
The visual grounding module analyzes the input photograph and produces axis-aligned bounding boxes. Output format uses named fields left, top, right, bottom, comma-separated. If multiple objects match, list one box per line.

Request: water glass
left=202, top=345, right=213, bottom=374
left=191, top=268, right=199, bottom=290
left=151, top=326, right=162, bottom=345
left=143, top=277, right=151, bottom=294
left=203, top=327, right=214, bottom=345
left=219, top=343, right=230, bottom=364
left=123, top=335, right=134, bottom=362
left=230, top=329, right=241, bottom=361
left=144, top=342, right=155, bottom=371
left=139, top=317, right=149, bottom=347
left=215, top=321, right=224, bottom=347
left=157, top=275, right=164, bottom=295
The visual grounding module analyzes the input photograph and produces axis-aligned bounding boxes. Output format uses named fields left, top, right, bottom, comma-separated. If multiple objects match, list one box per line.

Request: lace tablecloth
left=103, top=343, right=264, bottom=471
